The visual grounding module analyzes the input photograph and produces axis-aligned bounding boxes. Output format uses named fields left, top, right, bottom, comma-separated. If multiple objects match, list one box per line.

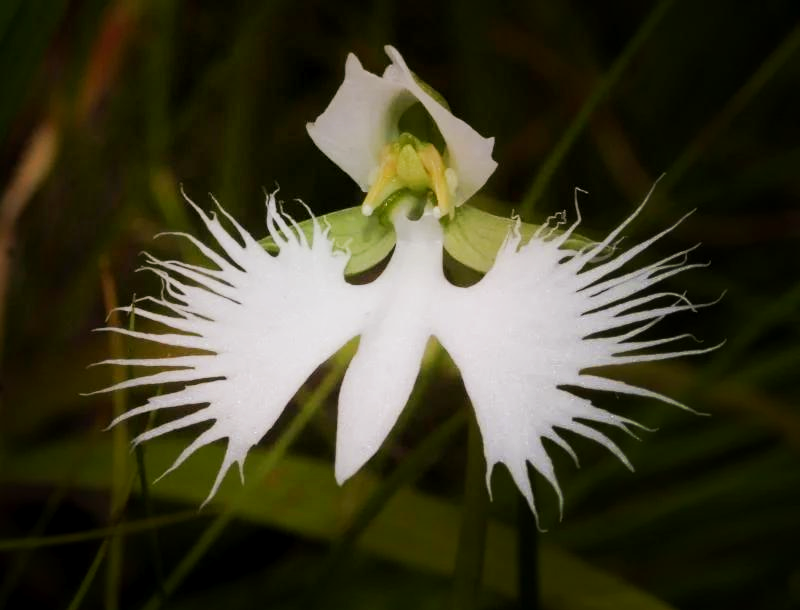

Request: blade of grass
left=125, top=302, right=167, bottom=598
left=312, top=409, right=467, bottom=600
left=663, top=22, right=800, bottom=192
left=0, top=511, right=201, bottom=552
left=0, top=483, right=69, bottom=608
left=135, top=439, right=166, bottom=599
left=449, top=413, right=490, bottom=610
left=303, top=342, right=451, bottom=584
left=517, top=492, right=540, bottom=610
left=217, top=2, right=285, bottom=217
left=0, top=120, right=58, bottom=364
left=0, top=0, right=67, bottom=142
left=65, top=540, right=108, bottom=610
left=519, top=0, right=675, bottom=217
left=736, top=345, right=800, bottom=386
left=703, top=280, right=800, bottom=380
left=139, top=355, right=347, bottom=610
left=3, top=437, right=679, bottom=609
left=99, top=259, right=130, bottom=610
left=143, top=0, right=194, bottom=239
left=679, top=147, right=800, bottom=209
left=558, top=447, right=796, bottom=549
left=337, top=410, right=466, bottom=552
left=0, top=424, right=108, bottom=609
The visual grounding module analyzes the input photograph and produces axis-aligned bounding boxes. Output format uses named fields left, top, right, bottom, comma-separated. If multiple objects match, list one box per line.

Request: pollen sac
left=361, top=132, right=455, bottom=219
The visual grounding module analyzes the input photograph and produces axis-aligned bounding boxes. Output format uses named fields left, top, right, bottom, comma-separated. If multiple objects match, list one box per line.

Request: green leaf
left=3, top=437, right=677, bottom=609
left=0, top=0, right=68, bottom=142
left=259, top=206, right=395, bottom=276
left=443, top=204, right=596, bottom=273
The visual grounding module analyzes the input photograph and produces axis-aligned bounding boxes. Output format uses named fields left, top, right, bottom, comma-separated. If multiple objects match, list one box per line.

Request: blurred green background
left=0, top=0, right=799, bottom=608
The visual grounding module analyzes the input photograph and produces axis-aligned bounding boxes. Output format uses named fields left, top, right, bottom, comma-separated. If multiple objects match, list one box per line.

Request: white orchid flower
left=307, top=45, right=496, bottom=219
left=93, top=47, right=715, bottom=522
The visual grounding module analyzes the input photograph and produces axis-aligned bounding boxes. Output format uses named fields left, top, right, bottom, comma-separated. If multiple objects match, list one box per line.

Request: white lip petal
left=382, top=46, right=497, bottom=206
left=335, top=212, right=445, bottom=483
left=433, top=199, right=711, bottom=523
left=306, top=53, right=415, bottom=190
left=95, top=192, right=372, bottom=503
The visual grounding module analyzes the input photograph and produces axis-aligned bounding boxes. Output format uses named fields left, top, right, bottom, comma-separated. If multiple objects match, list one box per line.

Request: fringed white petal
left=94, top=192, right=373, bottom=503
left=94, top=184, right=711, bottom=520
left=306, top=53, right=414, bottom=190
left=383, top=46, right=497, bottom=206
left=433, top=190, right=715, bottom=523
left=335, top=213, right=444, bottom=483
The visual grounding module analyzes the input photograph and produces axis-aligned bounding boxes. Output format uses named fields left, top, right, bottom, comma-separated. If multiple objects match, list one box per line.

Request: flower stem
left=450, top=412, right=489, bottom=610
left=517, top=494, right=540, bottom=609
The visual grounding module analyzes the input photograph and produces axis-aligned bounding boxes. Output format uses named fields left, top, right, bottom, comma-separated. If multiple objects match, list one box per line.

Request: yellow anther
left=361, top=134, right=455, bottom=218
left=362, top=145, right=400, bottom=216
left=417, top=144, right=452, bottom=219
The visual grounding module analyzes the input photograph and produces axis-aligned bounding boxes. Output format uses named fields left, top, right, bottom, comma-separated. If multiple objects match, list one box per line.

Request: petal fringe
left=93, top=186, right=715, bottom=523
left=93, top=192, right=372, bottom=502
left=434, top=190, right=716, bottom=525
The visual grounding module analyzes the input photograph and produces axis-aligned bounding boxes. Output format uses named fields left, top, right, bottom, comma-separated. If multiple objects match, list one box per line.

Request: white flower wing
left=383, top=46, right=497, bottom=206
left=93, top=194, right=374, bottom=503
left=307, top=53, right=415, bottom=191
left=433, top=197, right=716, bottom=521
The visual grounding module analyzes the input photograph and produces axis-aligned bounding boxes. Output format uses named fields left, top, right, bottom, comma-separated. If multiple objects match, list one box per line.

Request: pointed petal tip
left=484, top=466, right=494, bottom=503
left=199, top=491, right=215, bottom=511
left=383, top=45, right=401, bottom=64
left=334, top=461, right=354, bottom=486
left=344, top=52, right=363, bottom=73
left=152, top=465, right=172, bottom=486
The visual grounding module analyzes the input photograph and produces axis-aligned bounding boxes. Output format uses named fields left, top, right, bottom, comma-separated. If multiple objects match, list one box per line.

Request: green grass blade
left=449, top=413, right=490, bottom=610
left=704, top=280, right=800, bottom=379
left=65, top=540, right=108, bottom=610
left=0, top=484, right=68, bottom=608
left=3, top=436, right=678, bottom=609
left=139, top=357, right=345, bottom=610
left=0, top=511, right=201, bottom=552
left=99, top=263, right=131, bottom=610
left=135, top=441, right=166, bottom=598
left=312, top=409, right=466, bottom=601
left=519, top=0, right=675, bottom=217
left=0, top=0, right=68, bottom=142
left=663, top=22, right=800, bottom=191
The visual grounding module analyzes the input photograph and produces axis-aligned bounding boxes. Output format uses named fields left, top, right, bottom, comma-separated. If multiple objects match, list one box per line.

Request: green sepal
left=443, top=204, right=597, bottom=274
left=259, top=206, right=395, bottom=276
left=259, top=202, right=598, bottom=277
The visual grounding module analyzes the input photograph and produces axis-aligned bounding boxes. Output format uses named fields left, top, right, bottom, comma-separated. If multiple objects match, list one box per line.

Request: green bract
left=259, top=205, right=394, bottom=276
left=260, top=202, right=598, bottom=276
left=442, top=204, right=597, bottom=274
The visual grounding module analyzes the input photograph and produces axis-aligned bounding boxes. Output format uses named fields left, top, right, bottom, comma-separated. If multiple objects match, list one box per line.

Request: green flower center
left=361, top=132, right=457, bottom=220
